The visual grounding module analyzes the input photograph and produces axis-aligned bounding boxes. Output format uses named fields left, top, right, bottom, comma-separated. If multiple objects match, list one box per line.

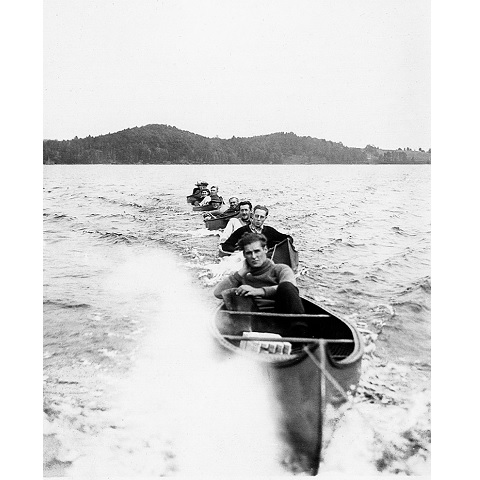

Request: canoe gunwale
left=210, top=296, right=364, bottom=369
left=203, top=211, right=239, bottom=230
left=192, top=205, right=215, bottom=212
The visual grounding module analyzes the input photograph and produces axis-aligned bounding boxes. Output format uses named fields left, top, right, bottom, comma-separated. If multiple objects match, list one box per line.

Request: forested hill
left=43, top=124, right=431, bottom=165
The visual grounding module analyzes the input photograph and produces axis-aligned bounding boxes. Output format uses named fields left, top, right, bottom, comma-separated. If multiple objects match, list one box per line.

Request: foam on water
left=68, top=250, right=287, bottom=477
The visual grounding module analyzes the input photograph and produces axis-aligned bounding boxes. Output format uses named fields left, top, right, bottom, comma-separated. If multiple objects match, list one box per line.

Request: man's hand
left=235, top=285, right=263, bottom=297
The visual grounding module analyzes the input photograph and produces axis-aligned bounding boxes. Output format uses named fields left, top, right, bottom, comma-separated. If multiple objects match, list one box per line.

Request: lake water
left=43, top=164, right=431, bottom=476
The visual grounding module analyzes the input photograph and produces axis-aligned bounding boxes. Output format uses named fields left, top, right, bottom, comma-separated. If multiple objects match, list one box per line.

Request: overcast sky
left=44, top=0, right=430, bottom=150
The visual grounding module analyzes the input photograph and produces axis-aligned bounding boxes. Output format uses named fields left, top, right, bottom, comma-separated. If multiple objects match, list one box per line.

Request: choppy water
left=43, top=164, right=431, bottom=476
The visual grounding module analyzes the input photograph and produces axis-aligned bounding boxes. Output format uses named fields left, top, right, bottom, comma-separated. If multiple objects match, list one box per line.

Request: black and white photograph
left=24, top=0, right=444, bottom=477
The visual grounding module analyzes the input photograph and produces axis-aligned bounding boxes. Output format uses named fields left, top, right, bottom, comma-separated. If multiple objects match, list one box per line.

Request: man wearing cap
left=192, top=180, right=209, bottom=196
left=205, top=194, right=227, bottom=214
left=190, top=181, right=209, bottom=205
left=192, top=180, right=208, bottom=198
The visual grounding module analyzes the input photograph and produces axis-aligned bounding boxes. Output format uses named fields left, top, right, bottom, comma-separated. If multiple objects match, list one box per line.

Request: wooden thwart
left=223, top=334, right=353, bottom=344
left=219, top=311, right=331, bottom=318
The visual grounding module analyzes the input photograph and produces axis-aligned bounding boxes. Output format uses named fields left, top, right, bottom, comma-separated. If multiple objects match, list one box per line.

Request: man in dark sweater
left=214, top=232, right=304, bottom=314
left=219, top=204, right=293, bottom=253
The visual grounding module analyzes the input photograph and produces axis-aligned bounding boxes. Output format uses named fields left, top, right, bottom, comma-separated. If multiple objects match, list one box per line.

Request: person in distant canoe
left=191, top=180, right=208, bottom=195
left=205, top=194, right=227, bottom=213
left=187, top=181, right=209, bottom=205
left=199, top=185, right=223, bottom=207
left=220, top=204, right=293, bottom=253
left=218, top=200, right=252, bottom=244
left=204, top=196, right=239, bottom=220
left=214, top=232, right=304, bottom=314
left=190, top=180, right=209, bottom=198
left=193, top=188, right=210, bottom=206
left=224, top=197, right=240, bottom=214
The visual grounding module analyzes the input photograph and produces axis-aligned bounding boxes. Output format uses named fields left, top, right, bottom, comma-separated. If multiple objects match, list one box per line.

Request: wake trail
left=68, top=250, right=287, bottom=477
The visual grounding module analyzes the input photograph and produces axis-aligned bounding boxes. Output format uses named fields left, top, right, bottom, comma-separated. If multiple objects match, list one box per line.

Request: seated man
left=220, top=204, right=293, bottom=253
left=223, top=197, right=240, bottom=215
left=206, top=194, right=227, bottom=213
left=219, top=200, right=252, bottom=244
left=214, top=232, right=304, bottom=314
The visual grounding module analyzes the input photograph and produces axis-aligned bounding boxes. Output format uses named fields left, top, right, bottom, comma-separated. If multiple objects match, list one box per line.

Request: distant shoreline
left=43, top=124, right=431, bottom=166
left=43, top=161, right=431, bottom=165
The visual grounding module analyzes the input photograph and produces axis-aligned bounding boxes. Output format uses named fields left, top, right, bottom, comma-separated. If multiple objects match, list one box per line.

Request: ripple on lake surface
left=43, top=164, right=431, bottom=475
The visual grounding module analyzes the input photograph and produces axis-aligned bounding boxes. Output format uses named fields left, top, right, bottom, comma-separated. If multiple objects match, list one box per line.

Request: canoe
left=193, top=204, right=215, bottom=212
left=203, top=211, right=239, bottom=231
left=209, top=296, right=364, bottom=475
left=218, top=238, right=299, bottom=272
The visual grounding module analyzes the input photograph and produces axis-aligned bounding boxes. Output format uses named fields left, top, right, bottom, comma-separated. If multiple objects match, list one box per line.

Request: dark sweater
left=220, top=224, right=293, bottom=253
left=213, top=259, right=297, bottom=309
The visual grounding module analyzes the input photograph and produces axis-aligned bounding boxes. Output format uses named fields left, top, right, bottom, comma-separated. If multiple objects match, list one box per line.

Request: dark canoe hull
left=218, top=246, right=232, bottom=258
left=209, top=297, right=364, bottom=475
left=186, top=195, right=198, bottom=204
left=203, top=212, right=239, bottom=231
left=192, top=204, right=215, bottom=212
left=270, top=238, right=299, bottom=273
left=218, top=238, right=299, bottom=272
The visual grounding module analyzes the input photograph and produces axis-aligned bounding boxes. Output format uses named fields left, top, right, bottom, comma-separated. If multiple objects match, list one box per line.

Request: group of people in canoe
left=188, top=181, right=225, bottom=208
left=188, top=181, right=240, bottom=217
left=187, top=180, right=305, bottom=317
left=187, top=182, right=363, bottom=472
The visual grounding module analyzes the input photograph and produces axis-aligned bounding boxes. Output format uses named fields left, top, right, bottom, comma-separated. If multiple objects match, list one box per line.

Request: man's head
left=252, top=205, right=269, bottom=229
left=238, top=201, right=252, bottom=221
left=228, top=197, right=239, bottom=209
left=210, top=186, right=218, bottom=195
left=209, top=194, right=222, bottom=208
left=238, top=233, right=268, bottom=268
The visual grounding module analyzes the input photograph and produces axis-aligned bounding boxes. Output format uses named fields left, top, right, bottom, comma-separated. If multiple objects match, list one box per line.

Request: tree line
left=43, top=124, right=431, bottom=165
